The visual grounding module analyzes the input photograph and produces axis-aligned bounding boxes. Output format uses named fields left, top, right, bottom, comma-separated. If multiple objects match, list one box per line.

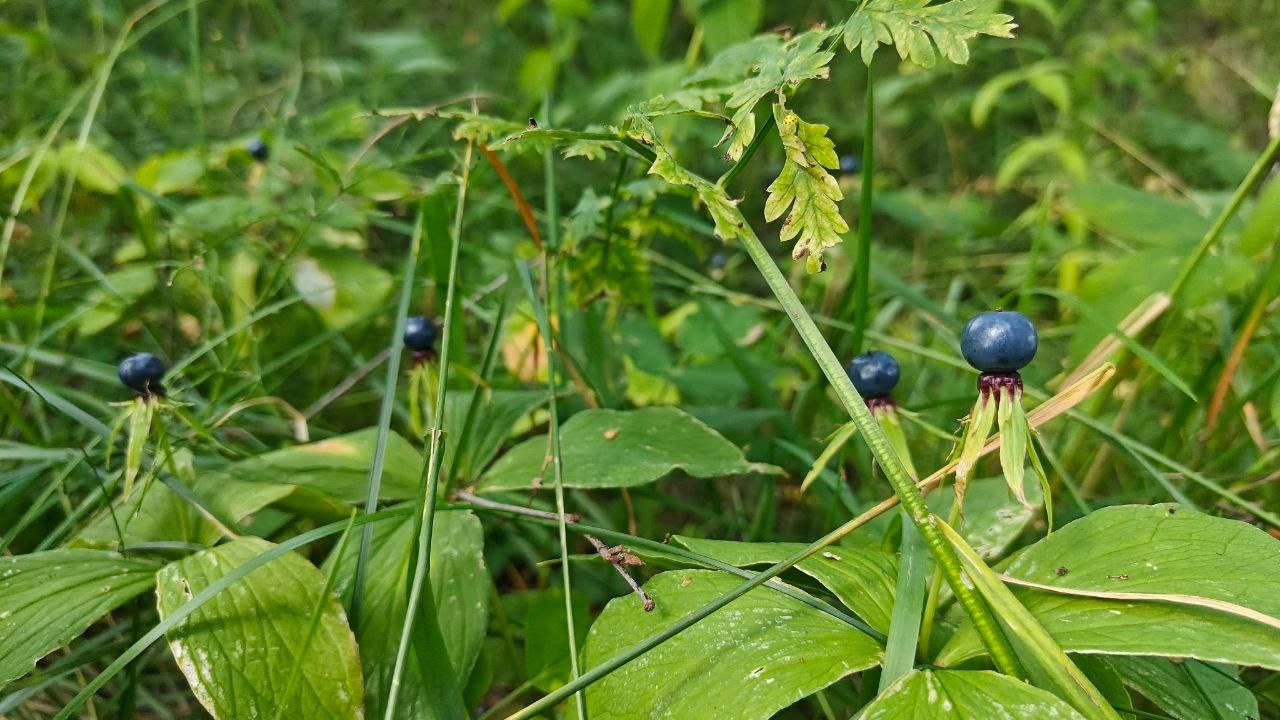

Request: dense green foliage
left=2, top=0, right=1280, bottom=718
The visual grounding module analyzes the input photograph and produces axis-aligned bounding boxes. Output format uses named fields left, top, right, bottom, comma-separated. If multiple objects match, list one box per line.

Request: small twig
left=453, top=490, right=581, bottom=524
left=303, top=348, right=391, bottom=419
left=585, top=534, right=655, bottom=612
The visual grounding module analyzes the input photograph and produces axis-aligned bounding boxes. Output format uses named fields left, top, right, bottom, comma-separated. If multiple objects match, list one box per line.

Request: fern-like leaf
left=841, top=0, right=1016, bottom=68
left=764, top=105, right=847, bottom=273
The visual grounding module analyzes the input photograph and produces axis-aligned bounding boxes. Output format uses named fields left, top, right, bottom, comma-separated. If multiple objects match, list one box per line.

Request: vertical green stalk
left=518, top=262, right=586, bottom=718
left=733, top=222, right=1022, bottom=677
left=1168, top=134, right=1280, bottom=301
left=849, top=72, right=875, bottom=354
left=384, top=144, right=474, bottom=718
left=350, top=204, right=426, bottom=630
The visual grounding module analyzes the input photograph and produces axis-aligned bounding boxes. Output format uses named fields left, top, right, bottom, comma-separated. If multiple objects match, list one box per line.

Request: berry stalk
left=734, top=223, right=1022, bottom=677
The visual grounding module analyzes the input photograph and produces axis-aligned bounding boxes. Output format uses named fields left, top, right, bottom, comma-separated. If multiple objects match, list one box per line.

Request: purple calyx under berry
left=403, top=315, right=438, bottom=364
left=977, top=370, right=1023, bottom=402
left=118, top=352, right=167, bottom=397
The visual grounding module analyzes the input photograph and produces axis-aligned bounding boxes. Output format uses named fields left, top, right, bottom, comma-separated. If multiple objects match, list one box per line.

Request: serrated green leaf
left=0, top=550, right=158, bottom=688
left=720, top=31, right=833, bottom=160
left=646, top=142, right=748, bottom=241
left=156, top=538, right=364, bottom=720
left=939, top=505, right=1280, bottom=671
left=582, top=569, right=883, bottom=720
left=477, top=406, right=777, bottom=491
left=764, top=105, right=847, bottom=271
left=841, top=0, right=1017, bottom=68
left=862, top=669, right=1087, bottom=719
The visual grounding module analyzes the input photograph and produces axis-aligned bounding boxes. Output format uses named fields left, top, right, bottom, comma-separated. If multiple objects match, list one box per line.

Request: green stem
left=1168, top=133, right=1280, bottom=300
left=384, top=145, right=474, bottom=718
left=918, top=494, right=962, bottom=653
left=733, top=222, right=1021, bottom=677
left=849, top=72, right=875, bottom=354
left=718, top=113, right=777, bottom=189
left=518, top=262, right=587, bottom=718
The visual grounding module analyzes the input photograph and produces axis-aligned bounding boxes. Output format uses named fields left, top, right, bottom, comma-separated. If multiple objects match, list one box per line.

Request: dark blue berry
left=846, top=350, right=900, bottom=399
left=710, top=252, right=727, bottom=270
left=839, top=154, right=861, bottom=175
left=247, top=138, right=269, bottom=162
left=961, top=311, right=1038, bottom=373
left=118, top=353, right=166, bottom=395
left=403, top=316, right=437, bottom=352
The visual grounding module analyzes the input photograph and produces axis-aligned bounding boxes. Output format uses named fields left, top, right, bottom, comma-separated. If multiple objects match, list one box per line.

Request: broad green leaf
left=327, top=509, right=485, bottom=718
left=292, top=249, right=392, bottom=329
left=672, top=536, right=898, bottom=632
left=218, top=428, right=425, bottom=503
left=1108, top=656, right=1258, bottom=720
left=582, top=570, right=882, bottom=720
left=765, top=105, right=847, bottom=273
left=0, top=550, right=158, bottom=688
left=523, top=587, right=591, bottom=692
left=972, top=60, right=1070, bottom=127
left=841, top=0, right=1017, bottom=68
left=939, top=505, right=1280, bottom=671
left=477, top=406, right=777, bottom=491
left=135, top=150, right=205, bottom=195
left=78, top=429, right=425, bottom=548
left=861, top=669, right=1086, bottom=719
left=155, top=538, right=364, bottom=719
left=59, top=141, right=126, bottom=194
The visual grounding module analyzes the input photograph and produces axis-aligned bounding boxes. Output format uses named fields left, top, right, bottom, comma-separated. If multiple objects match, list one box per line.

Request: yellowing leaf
left=764, top=106, right=847, bottom=272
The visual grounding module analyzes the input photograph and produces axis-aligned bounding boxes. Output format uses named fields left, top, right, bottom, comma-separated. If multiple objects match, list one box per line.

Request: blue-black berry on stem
left=403, top=315, right=438, bottom=353
left=247, top=138, right=270, bottom=162
left=846, top=350, right=900, bottom=399
left=118, top=353, right=166, bottom=397
left=961, top=311, right=1037, bottom=374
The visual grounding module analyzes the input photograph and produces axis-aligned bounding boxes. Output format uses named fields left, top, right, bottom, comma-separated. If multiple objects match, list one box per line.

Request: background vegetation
left=1, top=0, right=1279, bottom=718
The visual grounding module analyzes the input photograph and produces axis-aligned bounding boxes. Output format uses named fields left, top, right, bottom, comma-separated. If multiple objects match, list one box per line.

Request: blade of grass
left=350, top=206, right=426, bottom=631
left=849, top=72, right=875, bottom=354
left=878, top=511, right=927, bottom=690
left=517, top=261, right=587, bottom=718
left=383, top=143, right=475, bottom=718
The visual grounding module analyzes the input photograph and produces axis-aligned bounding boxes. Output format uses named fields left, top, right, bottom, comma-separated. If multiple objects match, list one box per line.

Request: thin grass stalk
left=517, top=262, right=587, bottom=718
left=384, top=144, right=475, bottom=718
left=350, top=205, right=427, bottom=630
left=849, top=72, right=875, bottom=354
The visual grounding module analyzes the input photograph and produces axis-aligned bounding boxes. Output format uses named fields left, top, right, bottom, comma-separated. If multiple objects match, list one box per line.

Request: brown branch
left=480, top=144, right=543, bottom=249
left=452, top=490, right=581, bottom=524
left=586, top=534, right=655, bottom=612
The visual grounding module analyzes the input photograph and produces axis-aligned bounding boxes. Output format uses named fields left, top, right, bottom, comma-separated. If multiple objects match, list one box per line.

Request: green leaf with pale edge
left=841, top=0, right=1017, bottom=68
left=327, top=508, right=487, bottom=718
left=155, top=538, right=363, bottom=720
left=0, top=550, right=158, bottom=688
left=1108, top=657, right=1258, bottom=720
left=939, top=505, right=1280, bottom=670
left=477, top=406, right=777, bottom=491
left=647, top=142, right=748, bottom=242
left=862, top=669, right=1086, bottom=719
left=582, top=570, right=882, bottom=720
left=765, top=105, right=847, bottom=273
left=672, top=536, right=897, bottom=632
